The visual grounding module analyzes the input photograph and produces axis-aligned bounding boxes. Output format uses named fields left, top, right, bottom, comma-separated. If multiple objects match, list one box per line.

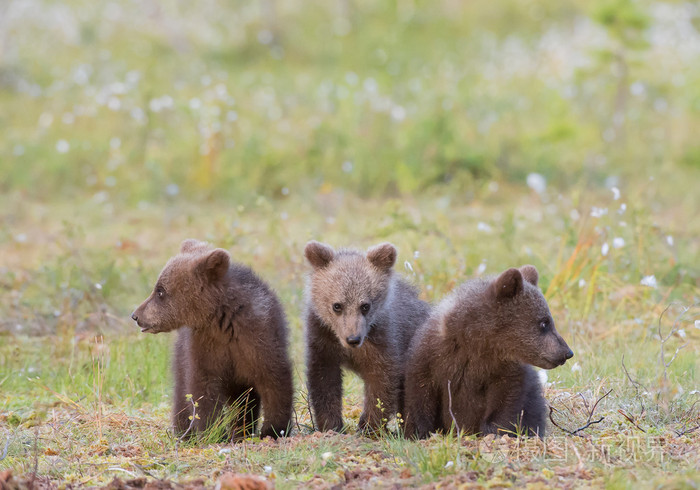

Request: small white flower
left=404, top=261, right=414, bottom=273
left=321, top=452, right=333, bottom=461
left=618, top=203, right=627, bottom=214
left=571, top=362, right=581, bottom=373
left=444, top=461, right=454, bottom=469
left=611, top=187, right=621, bottom=200
left=677, top=329, right=686, bottom=339
left=578, top=279, right=586, bottom=288
left=56, top=139, right=70, bottom=154
left=189, top=98, right=201, bottom=110
left=666, top=236, right=674, bottom=246
left=694, top=320, right=700, bottom=330
left=640, top=275, right=657, bottom=288
left=526, top=173, right=547, bottom=195
left=477, top=222, right=492, bottom=233
left=476, top=262, right=487, bottom=275
left=590, top=207, right=608, bottom=218
left=95, top=283, right=103, bottom=290
left=391, top=105, right=406, bottom=122
left=263, top=465, right=272, bottom=474
left=601, top=243, right=609, bottom=256
left=413, top=251, right=420, bottom=259
left=613, top=238, right=625, bottom=249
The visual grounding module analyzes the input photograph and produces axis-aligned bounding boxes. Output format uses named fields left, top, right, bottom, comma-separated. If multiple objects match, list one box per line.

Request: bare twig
left=0, top=435, right=9, bottom=461
left=298, top=385, right=316, bottom=432
left=672, top=400, right=700, bottom=437
left=29, top=427, right=39, bottom=490
left=447, top=379, right=460, bottom=435
left=617, top=409, right=647, bottom=433
left=657, top=302, right=699, bottom=383
left=549, top=389, right=612, bottom=437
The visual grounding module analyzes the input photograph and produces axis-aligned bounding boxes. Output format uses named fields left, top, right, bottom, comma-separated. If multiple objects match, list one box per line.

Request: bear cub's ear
left=305, top=241, right=335, bottom=269
left=197, top=248, right=231, bottom=281
left=366, top=242, right=397, bottom=271
left=520, top=265, right=539, bottom=286
left=180, top=239, right=205, bottom=254
left=491, top=268, right=524, bottom=299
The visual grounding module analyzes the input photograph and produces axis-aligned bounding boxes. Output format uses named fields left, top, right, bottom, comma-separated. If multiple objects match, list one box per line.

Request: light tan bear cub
left=304, top=241, right=431, bottom=433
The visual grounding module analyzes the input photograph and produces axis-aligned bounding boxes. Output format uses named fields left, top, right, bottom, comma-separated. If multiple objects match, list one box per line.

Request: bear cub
left=404, top=265, right=573, bottom=439
left=131, top=239, right=293, bottom=440
left=304, top=241, right=431, bottom=433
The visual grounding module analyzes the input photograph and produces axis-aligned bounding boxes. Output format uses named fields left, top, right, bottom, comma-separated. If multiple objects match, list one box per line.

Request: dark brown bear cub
left=404, top=265, right=573, bottom=439
left=304, top=241, right=431, bottom=434
left=131, top=239, right=293, bottom=440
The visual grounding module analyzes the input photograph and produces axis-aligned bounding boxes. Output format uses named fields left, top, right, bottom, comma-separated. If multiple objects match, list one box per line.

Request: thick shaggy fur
left=132, top=239, right=293, bottom=440
left=304, top=241, right=431, bottom=433
left=404, top=266, right=573, bottom=439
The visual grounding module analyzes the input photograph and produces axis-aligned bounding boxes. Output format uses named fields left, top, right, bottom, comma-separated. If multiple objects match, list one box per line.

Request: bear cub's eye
left=332, top=303, right=343, bottom=313
left=156, top=286, right=166, bottom=299
left=539, top=319, right=549, bottom=332
left=360, top=303, right=370, bottom=314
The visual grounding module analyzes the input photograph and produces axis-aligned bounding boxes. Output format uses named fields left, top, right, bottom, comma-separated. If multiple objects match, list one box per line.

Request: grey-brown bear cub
left=404, top=265, right=573, bottom=439
left=304, top=241, right=431, bottom=433
left=131, top=239, right=293, bottom=440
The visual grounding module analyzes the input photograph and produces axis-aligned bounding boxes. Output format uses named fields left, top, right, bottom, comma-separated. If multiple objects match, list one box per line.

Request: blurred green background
left=2, top=0, right=699, bottom=201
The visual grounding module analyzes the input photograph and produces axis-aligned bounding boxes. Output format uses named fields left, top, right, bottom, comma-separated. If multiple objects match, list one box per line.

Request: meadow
left=1, top=0, right=699, bottom=488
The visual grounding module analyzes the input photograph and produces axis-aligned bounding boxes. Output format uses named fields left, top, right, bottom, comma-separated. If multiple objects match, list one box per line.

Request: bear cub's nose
left=346, top=335, right=362, bottom=347
left=565, top=349, right=574, bottom=360
left=131, top=312, right=138, bottom=322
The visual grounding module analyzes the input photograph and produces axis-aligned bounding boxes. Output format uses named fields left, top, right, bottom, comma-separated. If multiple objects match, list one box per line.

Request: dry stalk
left=549, top=389, right=612, bottom=437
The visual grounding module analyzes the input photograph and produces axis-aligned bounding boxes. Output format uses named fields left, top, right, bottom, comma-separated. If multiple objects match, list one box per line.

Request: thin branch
left=548, top=389, right=612, bottom=437
left=0, top=436, right=9, bottom=461
left=29, top=427, right=39, bottom=490
left=618, top=409, right=646, bottom=433
left=447, top=379, right=460, bottom=435
left=621, top=354, right=646, bottom=415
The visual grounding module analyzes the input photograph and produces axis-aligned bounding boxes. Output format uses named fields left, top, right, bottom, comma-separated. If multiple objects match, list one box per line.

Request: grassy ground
left=1, top=0, right=700, bottom=488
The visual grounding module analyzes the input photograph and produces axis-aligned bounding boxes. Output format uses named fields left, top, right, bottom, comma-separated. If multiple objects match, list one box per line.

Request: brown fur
left=304, top=241, right=431, bottom=433
left=131, top=239, right=293, bottom=440
left=404, top=265, right=573, bottom=439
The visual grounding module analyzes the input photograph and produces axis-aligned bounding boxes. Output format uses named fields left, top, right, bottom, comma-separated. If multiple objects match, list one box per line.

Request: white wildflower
left=571, top=362, right=581, bottom=373
left=526, top=173, right=547, bottom=195
left=613, top=238, right=625, bottom=249
left=666, top=236, right=674, bottom=246
left=640, top=275, right=657, bottom=288
left=611, top=186, right=621, bottom=200
left=590, top=207, right=608, bottom=218
left=56, top=139, right=70, bottom=154
left=404, top=261, right=414, bottom=273
left=601, top=242, right=609, bottom=256
left=444, top=461, right=454, bottom=469
left=578, top=279, right=586, bottom=288
left=477, top=222, right=492, bottom=233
